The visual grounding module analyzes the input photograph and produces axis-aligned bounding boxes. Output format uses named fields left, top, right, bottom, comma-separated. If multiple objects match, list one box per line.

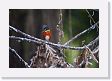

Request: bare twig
left=9, top=25, right=98, bottom=51
left=9, top=26, right=85, bottom=50
left=86, top=9, right=99, bottom=28
left=64, top=22, right=99, bottom=46
left=9, top=25, right=40, bottom=42
left=93, top=47, right=99, bottom=54
left=74, top=45, right=99, bottom=68
left=9, top=35, right=98, bottom=52
left=86, top=46, right=99, bottom=63
left=87, top=36, right=99, bottom=47
left=9, top=36, right=41, bottom=44
left=56, top=9, right=64, bottom=42
left=9, top=36, right=85, bottom=50
left=58, top=9, right=63, bottom=26
left=9, top=47, right=30, bottom=68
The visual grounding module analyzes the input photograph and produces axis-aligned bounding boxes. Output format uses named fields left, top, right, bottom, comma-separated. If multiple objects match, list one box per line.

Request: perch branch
left=9, top=25, right=98, bottom=50
left=64, top=22, right=99, bottom=46
left=9, top=35, right=98, bottom=51
left=9, top=47, right=30, bottom=68
left=9, top=36, right=84, bottom=50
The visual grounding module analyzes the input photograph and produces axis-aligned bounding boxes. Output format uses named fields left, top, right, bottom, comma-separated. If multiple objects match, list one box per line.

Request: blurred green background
left=62, top=10, right=99, bottom=67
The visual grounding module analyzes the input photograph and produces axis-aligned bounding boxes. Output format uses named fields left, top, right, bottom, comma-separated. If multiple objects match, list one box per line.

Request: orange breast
left=42, top=30, right=51, bottom=39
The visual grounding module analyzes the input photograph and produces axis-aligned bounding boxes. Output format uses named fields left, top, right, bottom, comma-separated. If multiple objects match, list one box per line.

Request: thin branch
left=64, top=22, right=99, bottom=46
left=92, top=46, right=99, bottom=54
left=9, top=36, right=84, bottom=50
left=9, top=25, right=39, bottom=41
left=9, top=36, right=41, bottom=44
left=57, top=9, right=63, bottom=27
left=9, top=26, right=84, bottom=50
left=87, top=36, right=99, bottom=47
left=9, top=47, right=30, bottom=68
left=9, top=25, right=98, bottom=50
left=85, top=9, right=99, bottom=28
left=86, top=46, right=99, bottom=63
left=9, top=35, right=98, bottom=52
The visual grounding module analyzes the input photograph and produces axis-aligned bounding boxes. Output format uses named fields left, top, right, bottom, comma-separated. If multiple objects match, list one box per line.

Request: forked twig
left=9, top=47, right=30, bottom=68
left=86, top=9, right=99, bottom=28
left=64, top=22, right=99, bottom=46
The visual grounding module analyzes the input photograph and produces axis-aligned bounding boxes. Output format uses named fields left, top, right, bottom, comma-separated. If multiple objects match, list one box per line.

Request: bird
left=41, top=24, right=64, bottom=57
left=41, top=24, right=51, bottom=41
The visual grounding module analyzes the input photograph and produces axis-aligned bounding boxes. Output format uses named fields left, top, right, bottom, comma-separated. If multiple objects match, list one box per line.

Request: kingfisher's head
left=42, top=24, right=49, bottom=31
left=42, top=24, right=51, bottom=41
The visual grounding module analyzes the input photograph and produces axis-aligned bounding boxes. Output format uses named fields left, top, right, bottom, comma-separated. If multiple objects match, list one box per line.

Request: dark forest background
left=9, top=9, right=99, bottom=68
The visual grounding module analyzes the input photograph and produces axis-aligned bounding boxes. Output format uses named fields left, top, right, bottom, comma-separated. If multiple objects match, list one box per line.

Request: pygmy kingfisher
left=42, top=25, right=51, bottom=41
